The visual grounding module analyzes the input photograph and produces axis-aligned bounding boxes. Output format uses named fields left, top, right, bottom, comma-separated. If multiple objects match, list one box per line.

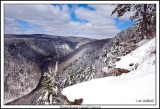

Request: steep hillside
left=4, top=34, right=93, bottom=104
left=62, top=37, right=156, bottom=105
left=48, top=38, right=111, bottom=73
left=56, top=25, right=156, bottom=90
left=56, top=25, right=139, bottom=86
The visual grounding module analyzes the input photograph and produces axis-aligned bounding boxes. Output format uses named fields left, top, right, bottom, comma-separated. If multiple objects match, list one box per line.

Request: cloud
left=75, top=5, right=116, bottom=26
left=4, top=17, right=22, bottom=34
left=73, top=4, right=120, bottom=38
left=5, top=4, right=71, bottom=26
left=4, top=4, right=124, bottom=39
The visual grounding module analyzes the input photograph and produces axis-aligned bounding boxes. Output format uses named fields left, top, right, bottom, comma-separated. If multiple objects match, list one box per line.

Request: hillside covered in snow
left=62, top=37, right=156, bottom=105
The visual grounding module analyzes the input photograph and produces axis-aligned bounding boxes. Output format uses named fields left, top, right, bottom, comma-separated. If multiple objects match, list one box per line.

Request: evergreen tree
left=101, top=48, right=109, bottom=64
left=112, top=4, right=156, bottom=39
left=105, top=39, right=121, bottom=68
left=64, top=65, right=74, bottom=87
left=85, top=62, right=95, bottom=80
left=40, top=61, right=60, bottom=104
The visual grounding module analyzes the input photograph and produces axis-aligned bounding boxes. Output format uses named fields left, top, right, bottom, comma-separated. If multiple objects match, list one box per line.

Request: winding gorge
left=4, top=24, right=154, bottom=105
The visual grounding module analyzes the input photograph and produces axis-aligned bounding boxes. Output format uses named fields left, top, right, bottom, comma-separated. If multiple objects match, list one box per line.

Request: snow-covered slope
left=62, top=38, right=156, bottom=104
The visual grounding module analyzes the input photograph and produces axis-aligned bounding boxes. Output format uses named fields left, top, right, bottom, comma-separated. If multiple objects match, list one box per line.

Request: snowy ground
left=62, top=38, right=156, bottom=105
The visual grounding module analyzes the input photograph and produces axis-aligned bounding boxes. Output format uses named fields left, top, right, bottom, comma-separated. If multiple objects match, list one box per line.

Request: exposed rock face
left=102, top=67, right=130, bottom=77
left=115, top=68, right=130, bottom=76
left=62, top=95, right=83, bottom=105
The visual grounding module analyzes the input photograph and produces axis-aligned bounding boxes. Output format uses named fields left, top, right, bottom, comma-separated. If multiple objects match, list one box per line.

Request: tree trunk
left=142, top=4, right=147, bottom=39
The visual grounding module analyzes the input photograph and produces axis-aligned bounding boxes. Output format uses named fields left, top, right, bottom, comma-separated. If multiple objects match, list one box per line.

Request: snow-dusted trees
left=101, top=48, right=108, bottom=64
left=62, top=61, right=96, bottom=88
left=112, top=4, right=156, bottom=39
left=84, top=62, right=95, bottom=80
left=101, top=39, right=122, bottom=68
left=40, top=72, right=58, bottom=104
left=75, top=65, right=85, bottom=83
left=63, top=64, right=75, bottom=87
left=39, top=61, right=60, bottom=104
left=107, top=39, right=121, bottom=67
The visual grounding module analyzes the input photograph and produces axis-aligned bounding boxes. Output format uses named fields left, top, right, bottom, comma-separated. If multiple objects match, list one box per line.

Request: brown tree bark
left=142, top=4, right=147, bottom=39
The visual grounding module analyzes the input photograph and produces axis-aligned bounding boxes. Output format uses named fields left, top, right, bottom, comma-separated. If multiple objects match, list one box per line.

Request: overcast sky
left=4, top=4, right=136, bottom=39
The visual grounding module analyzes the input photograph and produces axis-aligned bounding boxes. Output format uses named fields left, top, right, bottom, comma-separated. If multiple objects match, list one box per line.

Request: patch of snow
left=61, top=43, right=71, bottom=51
left=62, top=37, right=156, bottom=105
left=102, top=67, right=113, bottom=73
left=115, top=38, right=155, bottom=70
left=76, top=45, right=79, bottom=49
left=136, top=39, right=148, bottom=47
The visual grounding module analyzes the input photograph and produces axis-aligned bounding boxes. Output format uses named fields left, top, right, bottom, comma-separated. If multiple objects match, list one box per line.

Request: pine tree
left=85, top=62, right=95, bottom=80
left=64, top=65, right=74, bottom=87
left=105, top=39, right=121, bottom=68
left=40, top=61, right=60, bottom=104
left=112, top=4, right=156, bottom=39
left=100, top=48, right=109, bottom=64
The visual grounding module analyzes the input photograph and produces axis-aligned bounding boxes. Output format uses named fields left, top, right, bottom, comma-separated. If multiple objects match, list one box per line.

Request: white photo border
left=1, top=1, right=159, bottom=108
